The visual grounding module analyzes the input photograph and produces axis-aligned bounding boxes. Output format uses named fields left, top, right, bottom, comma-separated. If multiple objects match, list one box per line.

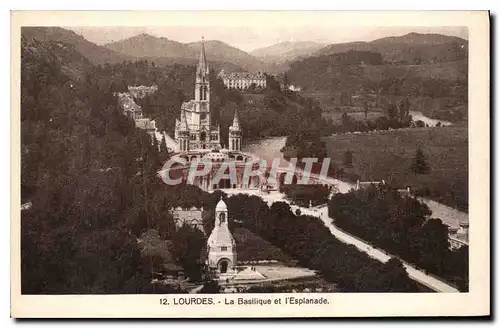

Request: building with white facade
left=173, top=38, right=226, bottom=151
left=218, top=69, right=266, bottom=90
left=207, top=199, right=237, bottom=273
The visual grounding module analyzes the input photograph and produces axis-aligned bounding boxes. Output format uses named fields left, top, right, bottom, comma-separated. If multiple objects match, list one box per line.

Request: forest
left=20, top=37, right=197, bottom=293
left=287, top=51, right=468, bottom=123
left=328, top=185, right=468, bottom=291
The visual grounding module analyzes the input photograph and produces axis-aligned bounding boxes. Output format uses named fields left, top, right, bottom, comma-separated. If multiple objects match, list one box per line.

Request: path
left=222, top=189, right=458, bottom=293
left=418, top=197, right=468, bottom=229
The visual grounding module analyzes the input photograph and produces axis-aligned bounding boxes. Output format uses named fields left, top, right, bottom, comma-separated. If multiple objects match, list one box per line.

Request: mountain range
left=21, top=27, right=468, bottom=75
left=104, top=33, right=270, bottom=72
left=314, top=32, right=468, bottom=64
left=250, top=41, right=327, bottom=63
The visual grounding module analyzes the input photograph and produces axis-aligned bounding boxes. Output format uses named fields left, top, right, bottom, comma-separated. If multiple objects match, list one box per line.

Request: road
left=223, top=189, right=459, bottom=293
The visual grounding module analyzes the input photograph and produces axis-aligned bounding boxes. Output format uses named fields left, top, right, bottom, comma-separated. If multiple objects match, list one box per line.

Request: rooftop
left=218, top=70, right=266, bottom=80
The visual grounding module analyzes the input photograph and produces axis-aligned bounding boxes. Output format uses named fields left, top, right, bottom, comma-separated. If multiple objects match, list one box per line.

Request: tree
left=415, top=120, right=425, bottom=128
left=341, top=112, right=351, bottom=133
left=387, top=103, right=398, bottom=121
left=379, top=258, right=416, bottom=291
left=343, top=150, right=354, bottom=168
left=399, top=97, right=410, bottom=121
left=131, top=208, right=149, bottom=236
left=411, top=147, right=431, bottom=174
left=171, top=224, right=206, bottom=282
left=283, top=72, right=290, bottom=94
left=157, top=213, right=176, bottom=239
left=363, top=100, right=369, bottom=119
left=414, top=219, right=450, bottom=273
left=200, top=280, right=221, bottom=293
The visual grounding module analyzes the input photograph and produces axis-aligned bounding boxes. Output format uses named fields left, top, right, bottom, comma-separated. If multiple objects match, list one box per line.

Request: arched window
left=219, top=212, right=226, bottom=224
left=200, top=85, right=207, bottom=100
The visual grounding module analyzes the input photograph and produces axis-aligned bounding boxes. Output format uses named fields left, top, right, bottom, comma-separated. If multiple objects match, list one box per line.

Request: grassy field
left=233, top=226, right=295, bottom=264
left=323, top=125, right=468, bottom=212
left=304, top=90, right=386, bottom=124
left=322, top=110, right=385, bottom=124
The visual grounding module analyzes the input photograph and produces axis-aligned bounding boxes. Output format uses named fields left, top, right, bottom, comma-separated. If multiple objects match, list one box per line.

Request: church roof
left=230, top=109, right=241, bottom=131
left=218, top=71, right=266, bottom=80
left=207, top=226, right=235, bottom=247
left=216, top=198, right=227, bottom=212
left=135, top=118, right=157, bottom=130
left=181, top=100, right=196, bottom=111
left=202, top=151, right=229, bottom=162
left=197, top=37, right=209, bottom=77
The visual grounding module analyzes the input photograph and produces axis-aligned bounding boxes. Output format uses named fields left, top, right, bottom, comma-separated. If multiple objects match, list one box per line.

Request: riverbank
left=242, top=125, right=468, bottom=217
left=410, top=111, right=453, bottom=127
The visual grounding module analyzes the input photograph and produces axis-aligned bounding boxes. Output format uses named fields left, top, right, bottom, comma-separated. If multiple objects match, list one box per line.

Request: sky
left=68, top=25, right=468, bottom=53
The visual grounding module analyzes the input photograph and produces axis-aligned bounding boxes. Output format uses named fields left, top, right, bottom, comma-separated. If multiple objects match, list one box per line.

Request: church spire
left=197, top=36, right=209, bottom=77
left=179, top=110, right=188, bottom=131
left=230, top=108, right=241, bottom=131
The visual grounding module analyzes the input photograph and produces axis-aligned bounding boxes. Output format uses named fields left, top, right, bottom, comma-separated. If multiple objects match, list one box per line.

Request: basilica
left=160, top=38, right=264, bottom=191
left=172, top=38, right=240, bottom=152
left=161, top=38, right=329, bottom=193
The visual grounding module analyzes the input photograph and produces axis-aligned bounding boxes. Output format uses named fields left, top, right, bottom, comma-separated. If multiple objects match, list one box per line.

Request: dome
left=202, top=151, right=229, bottom=162
left=216, top=199, right=227, bottom=212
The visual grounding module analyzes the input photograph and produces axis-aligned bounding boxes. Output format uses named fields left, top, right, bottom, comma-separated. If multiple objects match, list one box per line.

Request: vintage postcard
left=11, top=11, right=490, bottom=318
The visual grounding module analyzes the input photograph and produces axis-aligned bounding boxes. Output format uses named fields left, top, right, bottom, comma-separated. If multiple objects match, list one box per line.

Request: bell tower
left=193, top=37, right=211, bottom=132
left=229, top=109, right=242, bottom=151
left=178, top=110, right=190, bottom=151
left=207, top=199, right=237, bottom=274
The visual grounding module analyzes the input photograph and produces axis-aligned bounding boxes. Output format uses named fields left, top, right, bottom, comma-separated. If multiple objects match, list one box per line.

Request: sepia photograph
left=11, top=10, right=490, bottom=318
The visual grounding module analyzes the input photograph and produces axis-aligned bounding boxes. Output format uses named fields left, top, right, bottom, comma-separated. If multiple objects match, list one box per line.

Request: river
left=243, top=130, right=468, bottom=229
left=243, top=137, right=354, bottom=193
left=410, top=111, right=453, bottom=127
left=244, top=137, right=287, bottom=163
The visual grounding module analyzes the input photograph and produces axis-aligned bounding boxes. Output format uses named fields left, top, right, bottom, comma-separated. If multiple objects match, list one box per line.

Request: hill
left=105, top=33, right=194, bottom=58
left=21, top=36, right=93, bottom=82
left=287, top=49, right=468, bottom=122
left=22, top=27, right=132, bottom=65
left=105, top=33, right=269, bottom=72
left=20, top=35, right=171, bottom=293
left=251, top=41, right=326, bottom=63
left=288, top=51, right=467, bottom=93
left=315, top=32, right=468, bottom=64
